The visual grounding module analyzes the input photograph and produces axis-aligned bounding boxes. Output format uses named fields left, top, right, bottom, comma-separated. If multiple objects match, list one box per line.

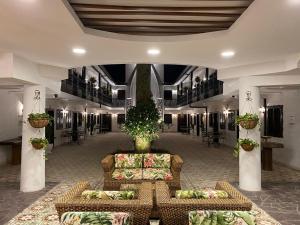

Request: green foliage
left=235, top=113, right=259, bottom=125
left=28, top=113, right=53, bottom=125
left=80, top=212, right=113, bottom=225
left=123, top=99, right=160, bottom=143
left=30, top=138, right=49, bottom=149
left=233, top=138, right=259, bottom=157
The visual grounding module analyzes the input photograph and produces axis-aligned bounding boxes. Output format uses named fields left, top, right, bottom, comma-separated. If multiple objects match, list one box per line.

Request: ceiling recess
left=67, top=0, right=254, bottom=36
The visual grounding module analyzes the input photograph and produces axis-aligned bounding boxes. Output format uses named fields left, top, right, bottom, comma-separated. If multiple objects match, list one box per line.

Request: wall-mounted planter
left=28, top=113, right=52, bottom=128
left=30, top=138, right=48, bottom=150
left=239, top=119, right=258, bottom=129
left=241, top=143, right=255, bottom=151
left=233, top=138, right=259, bottom=157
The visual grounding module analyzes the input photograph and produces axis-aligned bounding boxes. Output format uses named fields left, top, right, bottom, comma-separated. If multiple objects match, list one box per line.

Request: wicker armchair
left=101, top=154, right=183, bottom=195
left=156, top=181, right=252, bottom=225
left=55, top=181, right=153, bottom=225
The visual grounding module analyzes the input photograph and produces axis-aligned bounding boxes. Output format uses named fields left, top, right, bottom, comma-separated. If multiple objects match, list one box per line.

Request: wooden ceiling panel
left=67, top=0, right=254, bottom=36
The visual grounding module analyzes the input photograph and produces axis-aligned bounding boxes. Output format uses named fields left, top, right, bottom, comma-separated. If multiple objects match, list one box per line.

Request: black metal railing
left=165, top=77, right=223, bottom=107
left=61, top=79, right=125, bottom=107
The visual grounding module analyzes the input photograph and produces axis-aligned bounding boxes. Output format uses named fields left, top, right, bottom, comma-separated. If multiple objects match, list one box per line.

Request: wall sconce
left=83, top=112, right=87, bottom=116
left=62, top=109, right=68, bottom=115
left=112, top=90, right=118, bottom=95
left=95, top=85, right=99, bottom=90
left=204, top=112, right=209, bottom=116
left=223, top=109, right=229, bottom=116
left=259, top=107, right=266, bottom=113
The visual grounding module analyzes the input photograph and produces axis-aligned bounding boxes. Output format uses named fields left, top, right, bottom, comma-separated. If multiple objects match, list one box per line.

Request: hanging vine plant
left=235, top=113, right=259, bottom=129
left=233, top=138, right=259, bottom=157
left=30, top=138, right=49, bottom=150
left=28, top=113, right=53, bottom=128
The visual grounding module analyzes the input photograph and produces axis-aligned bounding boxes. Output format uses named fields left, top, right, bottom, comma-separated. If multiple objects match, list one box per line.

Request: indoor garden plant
left=28, top=113, right=53, bottom=128
left=233, top=138, right=259, bottom=157
left=235, top=113, right=259, bottom=129
left=123, top=99, right=160, bottom=152
left=30, top=137, right=49, bottom=150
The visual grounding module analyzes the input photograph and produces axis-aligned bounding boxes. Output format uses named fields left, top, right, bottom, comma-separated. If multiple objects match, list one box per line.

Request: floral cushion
left=175, top=189, right=229, bottom=199
left=142, top=168, right=173, bottom=180
left=189, top=210, right=256, bottom=225
left=112, top=169, right=143, bottom=180
left=61, top=211, right=131, bottom=225
left=115, top=154, right=143, bottom=168
left=143, top=153, right=171, bottom=168
left=82, top=190, right=136, bottom=200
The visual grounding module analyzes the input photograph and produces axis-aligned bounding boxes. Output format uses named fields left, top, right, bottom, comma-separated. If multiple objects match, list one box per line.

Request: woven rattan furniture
left=101, top=154, right=183, bottom=195
left=55, top=181, right=153, bottom=225
left=156, top=181, right=252, bottom=225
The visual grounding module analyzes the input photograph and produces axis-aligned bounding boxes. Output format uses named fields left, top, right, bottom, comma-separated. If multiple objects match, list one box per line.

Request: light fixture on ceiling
left=147, top=48, right=160, bottom=56
left=221, top=51, right=235, bottom=58
left=72, top=48, right=86, bottom=55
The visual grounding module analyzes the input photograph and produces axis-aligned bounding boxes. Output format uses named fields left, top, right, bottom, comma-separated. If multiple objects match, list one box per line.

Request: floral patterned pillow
left=115, top=154, right=143, bottom=168
left=175, top=189, right=229, bottom=199
left=189, top=210, right=256, bottom=225
left=61, top=212, right=131, bottom=225
left=143, top=153, right=171, bottom=168
left=81, top=190, right=136, bottom=200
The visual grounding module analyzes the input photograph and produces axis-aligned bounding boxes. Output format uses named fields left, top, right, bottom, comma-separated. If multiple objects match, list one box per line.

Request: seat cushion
left=112, top=168, right=143, bottom=180
left=176, top=189, right=229, bottom=199
left=115, top=154, right=143, bottom=168
left=188, top=210, right=256, bottom=225
left=142, top=168, right=173, bottom=180
left=81, top=190, right=136, bottom=200
left=61, top=211, right=131, bottom=225
left=143, top=153, right=171, bottom=168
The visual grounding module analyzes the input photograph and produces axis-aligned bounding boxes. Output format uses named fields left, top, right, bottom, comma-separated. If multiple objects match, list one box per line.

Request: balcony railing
left=61, top=80, right=125, bottom=107
left=165, top=79, right=223, bottom=107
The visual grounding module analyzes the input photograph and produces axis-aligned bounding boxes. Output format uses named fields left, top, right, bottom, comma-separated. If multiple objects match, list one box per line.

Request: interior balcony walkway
left=0, top=133, right=300, bottom=225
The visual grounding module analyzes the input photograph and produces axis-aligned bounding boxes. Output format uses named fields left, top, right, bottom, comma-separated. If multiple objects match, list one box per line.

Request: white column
left=239, top=77, right=261, bottom=191
left=20, top=85, right=46, bottom=192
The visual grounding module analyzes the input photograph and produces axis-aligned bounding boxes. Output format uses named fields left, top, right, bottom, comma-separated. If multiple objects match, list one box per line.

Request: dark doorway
left=72, top=112, right=78, bottom=142
left=177, top=114, right=188, bottom=133
left=45, top=110, right=54, bottom=145
left=102, top=114, right=112, bottom=132
left=213, top=113, right=219, bottom=143
left=196, top=114, right=200, bottom=136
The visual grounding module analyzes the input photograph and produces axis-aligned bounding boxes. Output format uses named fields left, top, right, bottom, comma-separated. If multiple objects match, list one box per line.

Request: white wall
left=0, top=90, right=22, bottom=165
left=265, top=89, right=300, bottom=170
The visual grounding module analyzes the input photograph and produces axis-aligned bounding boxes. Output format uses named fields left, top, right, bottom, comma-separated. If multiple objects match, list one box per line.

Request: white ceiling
left=0, top=0, right=300, bottom=71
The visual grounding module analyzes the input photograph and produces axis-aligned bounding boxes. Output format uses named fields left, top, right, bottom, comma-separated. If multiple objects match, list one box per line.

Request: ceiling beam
left=81, top=18, right=235, bottom=25
left=70, top=3, right=249, bottom=11
left=76, top=10, right=241, bottom=17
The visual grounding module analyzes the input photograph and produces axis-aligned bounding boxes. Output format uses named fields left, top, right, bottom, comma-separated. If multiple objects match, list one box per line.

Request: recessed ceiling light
left=147, top=48, right=160, bottom=56
left=221, top=51, right=235, bottom=58
left=72, top=48, right=86, bottom=55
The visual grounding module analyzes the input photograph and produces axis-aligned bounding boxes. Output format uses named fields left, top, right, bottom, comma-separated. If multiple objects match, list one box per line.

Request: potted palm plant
left=236, top=113, right=259, bottom=129
left=28, top=113, right=52, bottom=128
left=233, top=138, right=259, bottom=157
left=123, top=99, right=160, bottom=152
left=30, top=138, right=49, bottom=150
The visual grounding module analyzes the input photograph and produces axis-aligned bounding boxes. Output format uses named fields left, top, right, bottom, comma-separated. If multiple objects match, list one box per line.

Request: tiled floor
left=1, top=133, right=300, bottom=224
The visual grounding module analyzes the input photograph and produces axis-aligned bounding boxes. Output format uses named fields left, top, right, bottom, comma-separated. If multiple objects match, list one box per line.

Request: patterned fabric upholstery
left=189, top=210, right=256, bottom=225
left=143, top=153, right=171, bottom=168
left=115, top=154, right=143, bottom=168
left=61, top=211, right=131, bottom=225
left=143, top=168, right=173, bottom=180
left=176, top=189, right=229, bottom=199
left=81, top=190, right=136, bottom=200
left=112, top=169, right=143, bottom=180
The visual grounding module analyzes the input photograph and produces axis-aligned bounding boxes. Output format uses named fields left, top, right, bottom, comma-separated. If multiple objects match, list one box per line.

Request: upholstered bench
left=55, top=181, right=153, bottom=225
left=61, top=211, right=131, bottom=225
left=101, top=153, right=183, bottom=194
left=156, top=181, right=252, bottom=225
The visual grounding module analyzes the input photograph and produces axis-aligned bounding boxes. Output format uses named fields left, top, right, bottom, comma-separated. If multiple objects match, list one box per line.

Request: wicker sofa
left=101, top=153, right=183, bottom=194
left=155, top=181, right=252, bottom=225
left=55, top=181, right=153, bottom=225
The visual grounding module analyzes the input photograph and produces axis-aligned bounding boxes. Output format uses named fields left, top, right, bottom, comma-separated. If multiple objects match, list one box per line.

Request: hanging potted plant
left=235, top=113, right=259, bottom=129
left=89, top=76, right=97, bottom=84
left=28, top=113, right=53, bottom=128
left=233, top=138, right=259, bottom=157
left=30, top=138, right=49, bottom=150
